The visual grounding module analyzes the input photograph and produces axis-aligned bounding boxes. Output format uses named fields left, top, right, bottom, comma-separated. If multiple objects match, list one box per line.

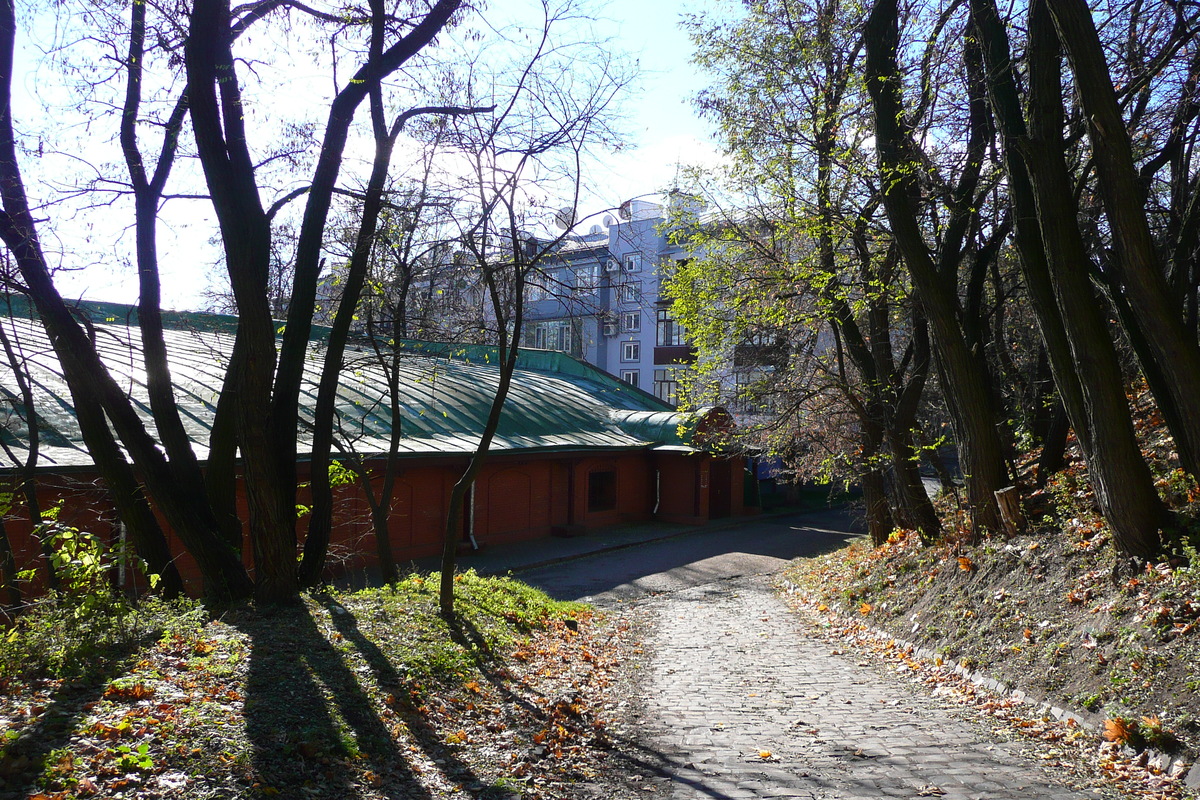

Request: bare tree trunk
left=300, top=95, right=490, bottom=586
left=187, top=0, right=299, bottom=603
left=861, top=420, right=893, bottom=547
left=270, top=0, right=463, bottom=528
left=1047, top=0, right=1200, bottom=481
left=1037, top=405, right=1070, bottom=485
left=970, top=0, right=1165, bottom=558
left=864, top=0, right=1008, bottom=536
left=440, top=328, right=521, bottom=616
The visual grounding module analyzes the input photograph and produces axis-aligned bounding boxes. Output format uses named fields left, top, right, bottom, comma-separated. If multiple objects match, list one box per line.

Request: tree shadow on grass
left=0, top=647, right=138, bottom=799
left=231, top=603, right=434, bottom=799
left=446, top=613, right=546, bottom=718
left=312, top=594, right=494, bottom=796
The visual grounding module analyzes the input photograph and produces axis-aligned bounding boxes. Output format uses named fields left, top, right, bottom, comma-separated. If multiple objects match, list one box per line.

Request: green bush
left=0, top=592, right=204, bottom=681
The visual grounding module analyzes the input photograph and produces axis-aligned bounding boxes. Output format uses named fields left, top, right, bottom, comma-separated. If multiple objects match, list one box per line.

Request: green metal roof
left=0, top=299, right=707, bottom=471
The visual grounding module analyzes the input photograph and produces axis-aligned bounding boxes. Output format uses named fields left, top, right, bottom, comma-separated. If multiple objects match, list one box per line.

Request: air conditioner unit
left=604, top=258, right=620, bottom=272
left=602, top=322, right=618, bottom=337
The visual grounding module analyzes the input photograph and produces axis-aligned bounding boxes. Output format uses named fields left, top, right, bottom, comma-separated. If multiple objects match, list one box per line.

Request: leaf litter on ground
left=0, top=570, right=639, bottom=800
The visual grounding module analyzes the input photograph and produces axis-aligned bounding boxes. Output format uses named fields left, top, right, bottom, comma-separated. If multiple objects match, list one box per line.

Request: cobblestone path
left=621, top=575, right=1092, bottom=800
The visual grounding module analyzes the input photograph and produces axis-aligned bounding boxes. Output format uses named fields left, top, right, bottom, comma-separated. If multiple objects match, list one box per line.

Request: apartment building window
left=576, top=263, right=601, bottom=291
left=656, top=308, right=686, bottom=346
left=654, top=368, right=679, bottom=406
left=658, top=256, right=687, bottom=279
left=527, top=320, right=576, bottom=354
left=620, top=369, right=639, bottom=387
left=622, top=311, right=640, bottom=332
left=623, top=253, right=641, bottom=272
left=621, top=341, right=640, bottom=362
left=620, top=281, right=641, bottom=304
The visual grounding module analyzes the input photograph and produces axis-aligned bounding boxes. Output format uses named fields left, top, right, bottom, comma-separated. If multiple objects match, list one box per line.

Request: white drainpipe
left=653, top=469, right=661, bottom=515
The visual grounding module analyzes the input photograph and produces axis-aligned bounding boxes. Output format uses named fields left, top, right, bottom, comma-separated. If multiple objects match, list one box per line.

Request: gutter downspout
left=653, top=469, right=661, bottom=515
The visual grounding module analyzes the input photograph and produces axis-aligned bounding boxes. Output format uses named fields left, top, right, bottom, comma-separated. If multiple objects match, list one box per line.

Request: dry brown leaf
left=1103, top=717, right=1135, bottom=744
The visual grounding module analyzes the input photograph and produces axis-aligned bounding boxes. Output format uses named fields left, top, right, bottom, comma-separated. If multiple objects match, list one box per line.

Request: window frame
left=576, top=263, right=601, bottom=291
left=656, top=308, right=685, bottom=346
left=653, top=367, right=679, bottom=405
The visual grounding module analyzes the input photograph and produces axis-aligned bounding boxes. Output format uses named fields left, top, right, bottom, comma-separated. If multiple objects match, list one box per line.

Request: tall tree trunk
left=188, top=0, right=299, bottom=603
left=864, top=0, right=1008, bottom=536
left=271, top=0, right=463, bottom=531
left=861, top=419, right=893, bottom=547
left=300, top=95, right=489, bottom=586
left=1047, top=0, right=1200, bottom=481
left=882, top=310, right=941, bottom=542
left=440, top=257, right=527, bottom=616
left=299, top=69, right=399, bottom=587
left=0, top=8, right=244, bottom=600
left=970, top=0, right=1164, bottom=558
left=439, top=347, right=518, bottom=616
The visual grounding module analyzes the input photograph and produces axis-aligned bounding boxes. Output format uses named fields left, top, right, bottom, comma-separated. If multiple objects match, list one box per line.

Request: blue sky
left=12, top=0, right=732, bottom=310
left=586, top=0, right=725, bottom=209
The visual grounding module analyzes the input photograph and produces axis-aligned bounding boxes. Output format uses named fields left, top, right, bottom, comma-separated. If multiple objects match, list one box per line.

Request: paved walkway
left=621, top=575, right=1092, bottom=800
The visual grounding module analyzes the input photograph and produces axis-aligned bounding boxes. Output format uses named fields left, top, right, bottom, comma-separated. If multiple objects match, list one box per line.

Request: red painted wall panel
left=3, top=450, right=755, bottom=603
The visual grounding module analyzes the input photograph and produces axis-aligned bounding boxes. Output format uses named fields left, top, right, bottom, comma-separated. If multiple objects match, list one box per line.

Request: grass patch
left=0, top=570, right=614, bottom=800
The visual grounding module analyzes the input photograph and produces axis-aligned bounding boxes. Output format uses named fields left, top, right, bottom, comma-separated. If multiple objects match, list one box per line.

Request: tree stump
left=994, top=486, right=1024, bottom=538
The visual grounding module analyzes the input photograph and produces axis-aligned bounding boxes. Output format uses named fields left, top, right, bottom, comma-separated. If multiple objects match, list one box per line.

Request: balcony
left=653, top=345, right=696, bottom=365
left=733, top=342, right=788, bottom=368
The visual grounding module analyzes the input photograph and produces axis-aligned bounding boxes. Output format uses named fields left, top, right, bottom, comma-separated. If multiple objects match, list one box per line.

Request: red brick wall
left=3, top=449, right=750, bottom=601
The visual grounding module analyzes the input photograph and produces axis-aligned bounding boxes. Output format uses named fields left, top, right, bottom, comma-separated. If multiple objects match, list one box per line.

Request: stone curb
left=780, top=582, right=1200, bottom=793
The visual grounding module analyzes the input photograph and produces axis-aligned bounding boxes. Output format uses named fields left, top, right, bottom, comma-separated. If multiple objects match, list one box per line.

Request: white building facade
left=521, top=197, right=694, bottom=406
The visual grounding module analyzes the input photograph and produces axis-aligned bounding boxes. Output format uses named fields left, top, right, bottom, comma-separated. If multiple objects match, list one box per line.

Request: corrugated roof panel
left=1, top=303, right=700, bottom=471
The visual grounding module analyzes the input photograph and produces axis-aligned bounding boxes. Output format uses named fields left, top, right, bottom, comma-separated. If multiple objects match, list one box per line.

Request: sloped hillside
left=782, top=388, right=1200, bottom=797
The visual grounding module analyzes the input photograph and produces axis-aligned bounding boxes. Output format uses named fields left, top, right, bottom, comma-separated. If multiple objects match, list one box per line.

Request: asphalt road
left=512, top=508, right=864, bottom=605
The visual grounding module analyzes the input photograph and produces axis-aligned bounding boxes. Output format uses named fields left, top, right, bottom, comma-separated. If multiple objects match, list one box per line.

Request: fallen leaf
left=104, top=682, right=155, bottom=701
left=1103, top=718, right=1135, bottom=744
